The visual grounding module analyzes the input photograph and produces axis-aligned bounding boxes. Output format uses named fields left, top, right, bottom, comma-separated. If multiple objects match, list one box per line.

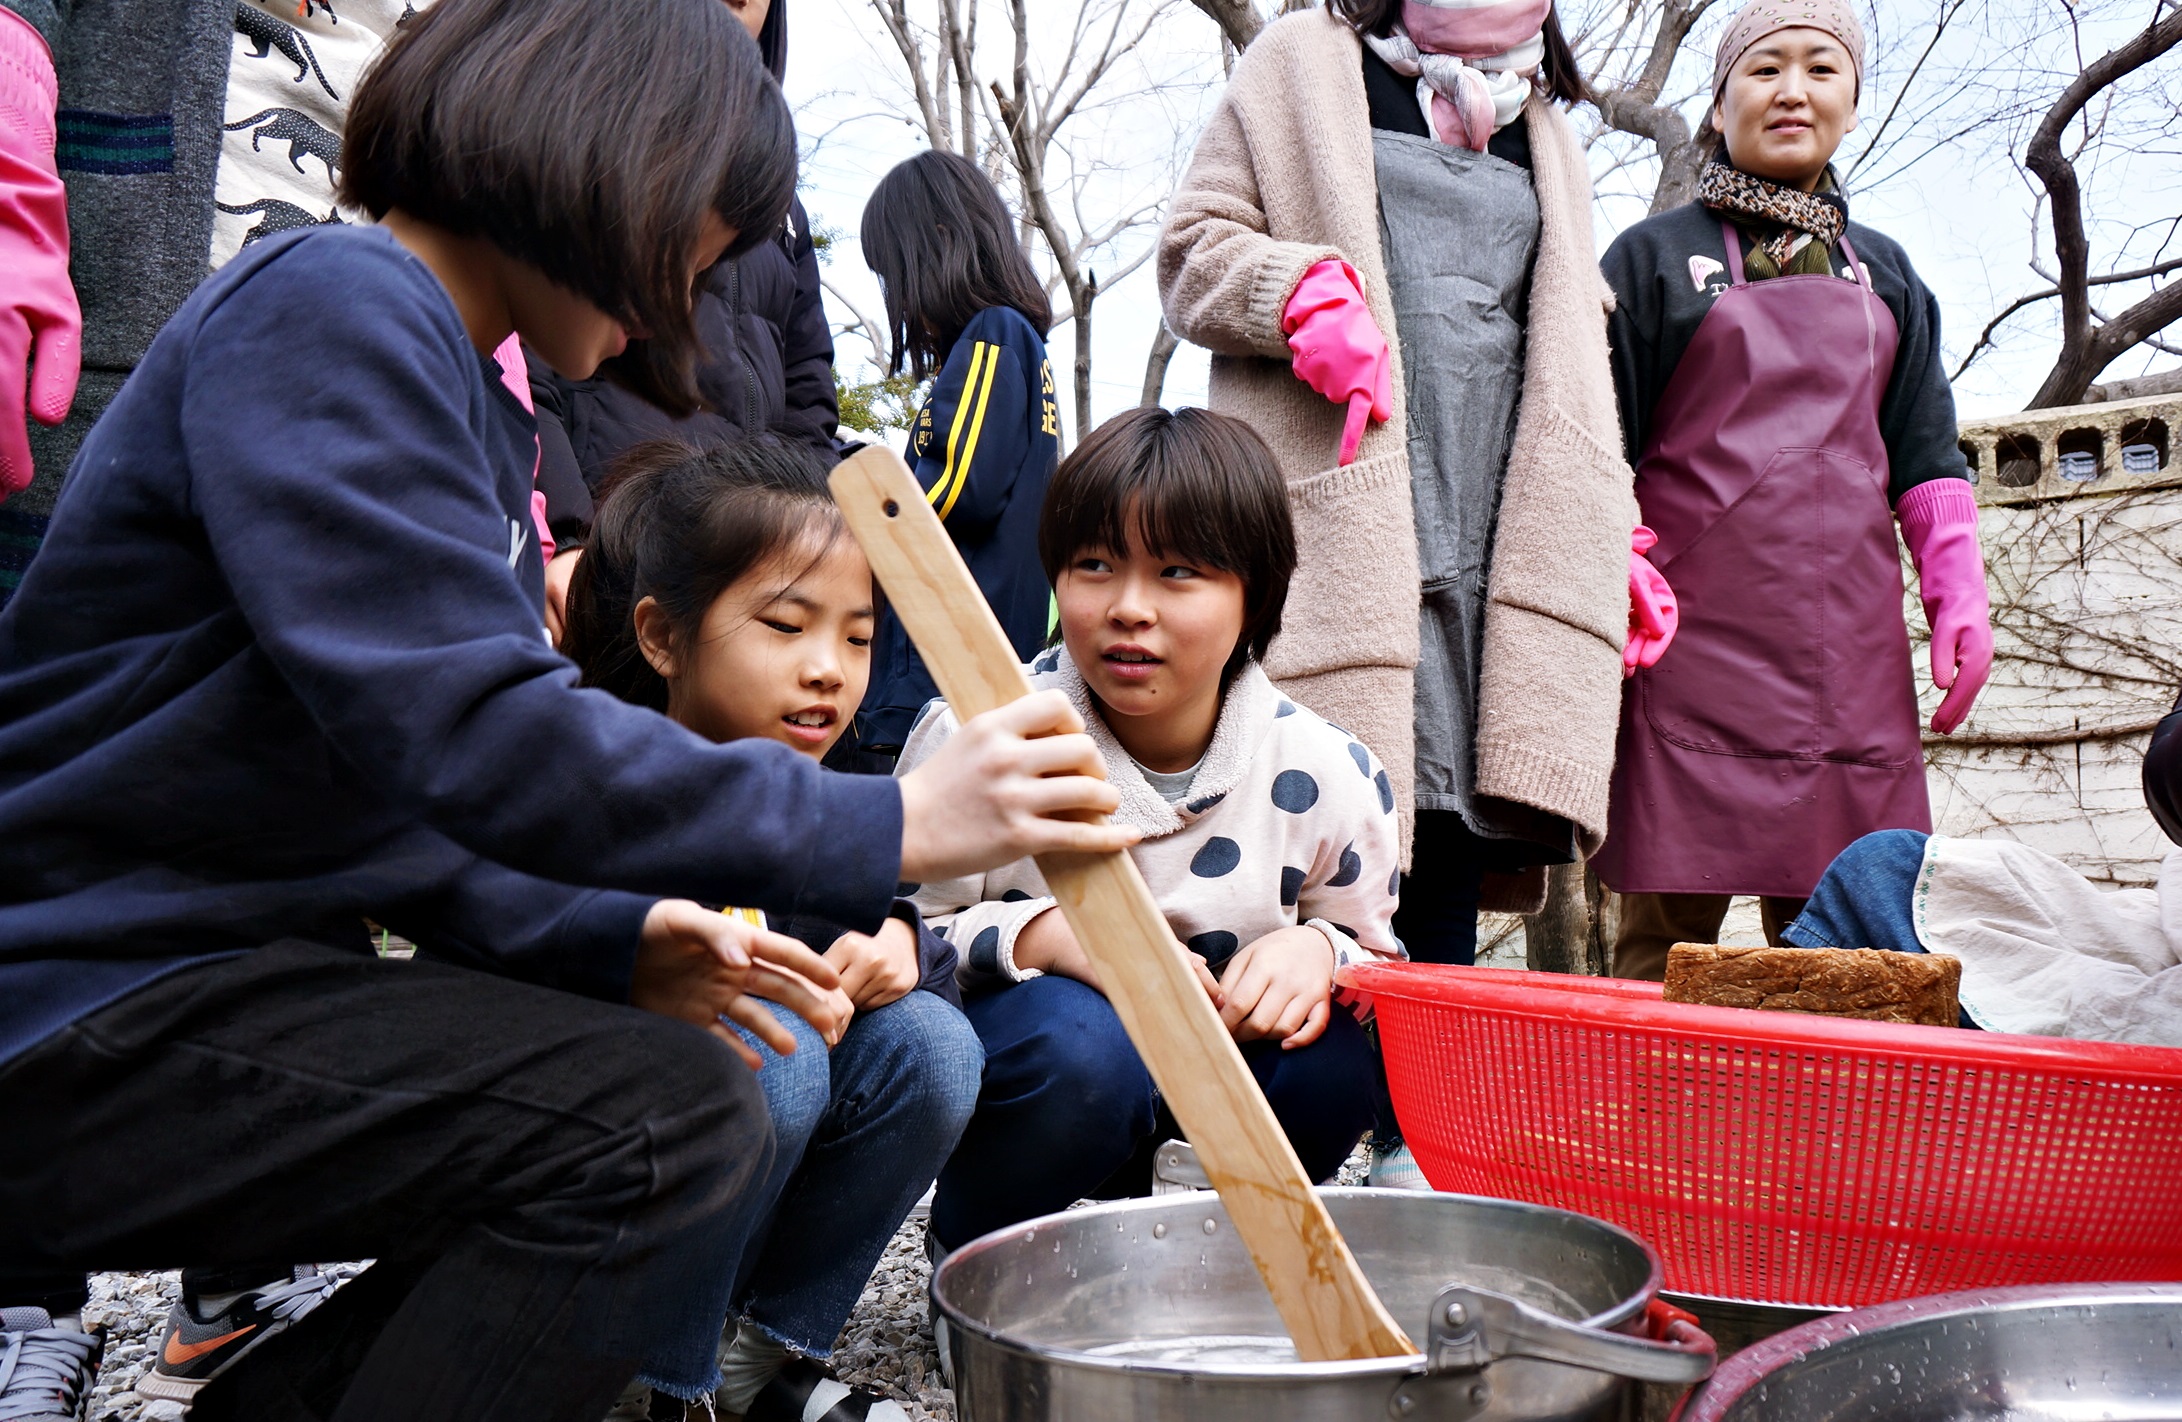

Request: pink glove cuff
left=0, top=10, right=58, bottom=155
left=1894, top=476, right=1977, bottom=547
left=1280, top=258, right=1365, bottom=335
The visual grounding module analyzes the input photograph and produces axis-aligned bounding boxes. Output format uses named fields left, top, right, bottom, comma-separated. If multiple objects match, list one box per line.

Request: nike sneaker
left=134, top=1268, right=336, bottom=1404
left=0, top=1307, right=102, bottom=1422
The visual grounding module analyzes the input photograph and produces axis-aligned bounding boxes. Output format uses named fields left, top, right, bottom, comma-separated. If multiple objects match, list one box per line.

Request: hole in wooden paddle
left=884, top=500, right=900, bottom=517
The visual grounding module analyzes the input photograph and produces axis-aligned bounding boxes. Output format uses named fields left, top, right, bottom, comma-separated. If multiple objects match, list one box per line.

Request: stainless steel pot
left=931, top=1187, right=1716, bottom=1422
left=1676, top=1283, right=2182, bottom=1422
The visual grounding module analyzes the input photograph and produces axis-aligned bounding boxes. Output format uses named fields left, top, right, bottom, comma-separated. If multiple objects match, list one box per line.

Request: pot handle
left=1425, top=1285, right=1717, bottom=1386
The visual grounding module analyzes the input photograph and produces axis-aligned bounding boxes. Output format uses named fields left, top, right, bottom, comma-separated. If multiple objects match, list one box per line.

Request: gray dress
left=1372, top=128, right=1552, bottom=848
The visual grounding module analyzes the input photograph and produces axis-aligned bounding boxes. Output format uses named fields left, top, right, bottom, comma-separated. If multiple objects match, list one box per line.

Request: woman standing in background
left=1594, top=0, right=1992, bottom=979
left=1160, top=0, right=1652, bottom=1187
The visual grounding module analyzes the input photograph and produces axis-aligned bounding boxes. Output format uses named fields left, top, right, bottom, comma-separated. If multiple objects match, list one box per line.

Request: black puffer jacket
left=531, top=4, right=836, bottom=541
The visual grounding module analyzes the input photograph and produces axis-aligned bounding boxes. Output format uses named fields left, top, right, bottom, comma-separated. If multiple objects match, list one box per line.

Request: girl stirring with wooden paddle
left=1594, top=0, right=1994, bottom=980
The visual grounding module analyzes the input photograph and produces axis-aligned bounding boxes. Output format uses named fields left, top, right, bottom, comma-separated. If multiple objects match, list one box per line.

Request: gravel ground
left=77, top=1148, right=1373, bottom=1422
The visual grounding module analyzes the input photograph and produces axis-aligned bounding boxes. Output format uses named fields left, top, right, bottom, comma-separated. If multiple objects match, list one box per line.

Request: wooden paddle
left=830, top=446, right=1417, bottom=1362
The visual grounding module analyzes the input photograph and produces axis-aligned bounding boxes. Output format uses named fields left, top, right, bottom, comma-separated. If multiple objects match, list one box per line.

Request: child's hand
left=1015, top=907, right=1224, bottom=1007
left=826, top=916, right=923, bottom=1012
left=750, top=966, right=854, bottom=1048
left=1218, top=926, right=1335, bottom=1049
left=629, top=899, right=844, bottom=1069
left=898, top=692, right=1140, bottom=883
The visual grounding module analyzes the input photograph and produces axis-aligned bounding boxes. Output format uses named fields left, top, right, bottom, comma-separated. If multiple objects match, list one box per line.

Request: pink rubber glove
left=1624, top=525, right=1677, bottom=677
left=488, top=333, right=554, bottom=564
left=1281, top=258, right=1392, bottom=467
left=1896, top=478, right=1993, bottom=735
left=0, top=9, right=77, bottom=499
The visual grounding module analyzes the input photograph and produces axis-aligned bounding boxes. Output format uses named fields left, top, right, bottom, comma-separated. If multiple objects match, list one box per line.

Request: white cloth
left=897, top=653, right=1406, bottom=993
left=1363, top=26, right=1540, bottom=148
left=1913, top=837, right=2182, bottom=1046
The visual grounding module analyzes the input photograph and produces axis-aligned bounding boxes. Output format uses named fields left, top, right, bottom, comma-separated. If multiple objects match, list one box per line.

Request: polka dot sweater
left=897, top=650, right=1406, bottom=997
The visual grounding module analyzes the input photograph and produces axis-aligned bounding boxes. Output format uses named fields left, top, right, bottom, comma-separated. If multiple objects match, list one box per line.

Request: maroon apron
left=1594, top=223, right=1929, bottom=898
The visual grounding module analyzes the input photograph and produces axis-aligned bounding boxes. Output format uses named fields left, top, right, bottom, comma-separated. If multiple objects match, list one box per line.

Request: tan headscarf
left=1712, top=0, right=1866, bottom=99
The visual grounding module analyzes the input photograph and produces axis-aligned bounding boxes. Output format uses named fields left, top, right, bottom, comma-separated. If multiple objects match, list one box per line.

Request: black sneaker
left=134, top=1268, right=336, bottom=1404
left=0, top=1307, right=102, bottom=1422
left=741, top=1357, right=908, bottom=1422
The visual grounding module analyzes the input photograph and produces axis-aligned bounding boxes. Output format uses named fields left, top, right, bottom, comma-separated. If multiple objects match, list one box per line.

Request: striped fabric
left=925, top=339, right=1002, bottom=521
left=56, top=111, right=175, bottom=175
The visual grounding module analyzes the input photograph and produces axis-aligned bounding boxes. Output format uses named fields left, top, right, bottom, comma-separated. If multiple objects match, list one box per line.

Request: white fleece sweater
left=896, top=651, right=1405, bottom=994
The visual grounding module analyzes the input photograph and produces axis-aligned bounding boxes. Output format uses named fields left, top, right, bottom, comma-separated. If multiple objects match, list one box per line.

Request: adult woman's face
left=1713, top=27, right=1858, bottom=191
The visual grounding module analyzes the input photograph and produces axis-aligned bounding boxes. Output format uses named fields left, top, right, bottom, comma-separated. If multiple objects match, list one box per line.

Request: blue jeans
left=1780, top=829, right=1930, bottom=955
left=1782, top=830, right=1978, bottom=1028
left=646, top=990, right=982, bottom=1394
left=932, top=975, right=1377, bottom=1251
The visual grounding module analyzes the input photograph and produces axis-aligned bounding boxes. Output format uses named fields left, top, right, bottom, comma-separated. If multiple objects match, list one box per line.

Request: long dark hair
left=1329, top=0, right=1591, bottom=107
left=341, top=0, right=797, bottom=416
left=561, top=440, right=845, bottom=713
left=1039, top=407, right=1296, bottom=688
left=860, top=150, right=1052, bottom=380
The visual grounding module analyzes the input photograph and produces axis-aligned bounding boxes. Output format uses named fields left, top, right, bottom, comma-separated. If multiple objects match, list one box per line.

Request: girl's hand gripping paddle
left=829, top=446, right=1416, bottom=1363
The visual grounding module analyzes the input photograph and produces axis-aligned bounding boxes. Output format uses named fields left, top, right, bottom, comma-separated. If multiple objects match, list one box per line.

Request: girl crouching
left=562, top=440, right=980, bottom=1422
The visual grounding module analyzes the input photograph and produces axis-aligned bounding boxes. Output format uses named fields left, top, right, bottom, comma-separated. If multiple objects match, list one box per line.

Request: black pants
left=0, top=942, right=773, bottom=1422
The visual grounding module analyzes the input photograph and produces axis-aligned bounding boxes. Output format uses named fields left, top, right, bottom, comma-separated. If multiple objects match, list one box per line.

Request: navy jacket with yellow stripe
left=860, top=306, right=1058, bottom=752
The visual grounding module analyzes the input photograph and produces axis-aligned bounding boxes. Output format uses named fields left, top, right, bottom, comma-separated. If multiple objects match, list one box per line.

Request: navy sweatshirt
left=859, top=306, right=1057, bottom=752
left=0, top=224, right=901, bottom=1068
left=1602, top=200, right=1971, bottom=504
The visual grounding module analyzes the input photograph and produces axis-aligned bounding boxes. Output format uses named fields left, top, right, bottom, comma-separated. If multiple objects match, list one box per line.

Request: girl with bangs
left=902, top=407, right=1404, bottom=1253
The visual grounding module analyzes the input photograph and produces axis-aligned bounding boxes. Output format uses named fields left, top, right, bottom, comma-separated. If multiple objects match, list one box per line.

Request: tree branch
left=1187, top=0, right=1259, bottom=51
left=1925, top=716, right=2166, bottom=749
left=1141, top=318, right=1181, bottom=405
left=1588, top=0, right=1725, bottom=213
left=2087, top=366, right=2182, bottom=402
left=2025, top=1, right=2182, bottom=409
left=1951, top=256, right=2182, bottom=382
left=821, top=275, right=892, bottom=371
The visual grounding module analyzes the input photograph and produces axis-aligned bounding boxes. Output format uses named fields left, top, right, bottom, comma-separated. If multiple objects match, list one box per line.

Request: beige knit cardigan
left=1157, top=7, right=1635, bottom=900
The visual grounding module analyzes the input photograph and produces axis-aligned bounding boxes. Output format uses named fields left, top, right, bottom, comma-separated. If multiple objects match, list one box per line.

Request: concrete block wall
left=1920, top=395, right=2182, bottom=886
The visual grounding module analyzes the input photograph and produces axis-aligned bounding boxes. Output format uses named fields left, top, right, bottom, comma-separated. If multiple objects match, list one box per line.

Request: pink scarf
left=1363, top=0, right=1551, bottom=151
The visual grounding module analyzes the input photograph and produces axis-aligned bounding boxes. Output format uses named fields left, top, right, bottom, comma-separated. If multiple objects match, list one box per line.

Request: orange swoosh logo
left=165, top=1324, right=255, bottom=1365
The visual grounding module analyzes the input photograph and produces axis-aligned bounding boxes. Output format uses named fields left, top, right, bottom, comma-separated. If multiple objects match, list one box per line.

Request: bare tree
left=2023, top=1, right=2182, bottom=408
left=1187, top=0, right=1262, bottom=51
left=988, top=0, right=1185, bottom=439
left=870, top=0, right=985, bottom=155
left=1577, top=0, right=1726, bottom=214
left=861, top=0, right=1200, bottom=441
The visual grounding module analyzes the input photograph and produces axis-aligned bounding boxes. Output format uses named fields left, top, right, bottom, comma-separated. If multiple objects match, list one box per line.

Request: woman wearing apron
left=1162, top=0, right=1644, bottom=1184
left=1595, top=0, right=1994, bottom=980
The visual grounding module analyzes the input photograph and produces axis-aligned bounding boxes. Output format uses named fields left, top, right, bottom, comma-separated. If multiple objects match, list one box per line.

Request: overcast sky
left=782, top=0, right=2180, bottom=438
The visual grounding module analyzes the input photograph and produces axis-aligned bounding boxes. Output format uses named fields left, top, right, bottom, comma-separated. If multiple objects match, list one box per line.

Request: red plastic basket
left=1348, top=962, right=2182, bottom=1309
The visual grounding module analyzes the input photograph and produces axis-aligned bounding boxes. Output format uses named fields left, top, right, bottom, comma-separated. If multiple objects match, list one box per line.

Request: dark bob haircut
left=561, top=439, right=847, bottom=715
left=340, top=0, right=796, bottom=417
left=861, top=150, right=1052, bottom=381
left=1038, top=406, right=1296, bottom=686
left=1329, top=0, right=1591, bottom=108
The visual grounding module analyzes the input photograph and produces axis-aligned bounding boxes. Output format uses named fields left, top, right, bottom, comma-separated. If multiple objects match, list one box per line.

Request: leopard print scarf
left=1697, top=161, right=1847, bottom=278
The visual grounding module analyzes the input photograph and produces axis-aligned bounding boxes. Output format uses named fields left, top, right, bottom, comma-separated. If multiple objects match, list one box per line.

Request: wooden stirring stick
left=830, top=446, right=1417, bottom=1362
